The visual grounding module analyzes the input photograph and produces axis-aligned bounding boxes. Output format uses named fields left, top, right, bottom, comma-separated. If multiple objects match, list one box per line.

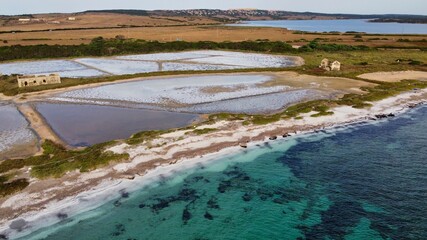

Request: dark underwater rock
left=207, top=196, right=220, bottom=209
left=113, top=200, right=121, bottom=207
left=120, top=190, right=129, bottom=198
left=151, top=199, right=171, bottom=212
left=57, top=213, right=68, bottom=220
left=9, top=219, right=27, bottom=232
left=204, top=212, right=214, bottom=220
left=138, top=203, right=146, bottom=209
left=182, top=208, right=192, bottom=224
left=242, top=193, right=252, bottom=202
left=218, top=180, right=231, bottom=193
left=111, top=223, right=126, bottom=236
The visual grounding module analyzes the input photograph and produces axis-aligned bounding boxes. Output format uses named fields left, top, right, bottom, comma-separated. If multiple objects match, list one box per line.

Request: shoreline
left=0, top=88, right=426, bottom=239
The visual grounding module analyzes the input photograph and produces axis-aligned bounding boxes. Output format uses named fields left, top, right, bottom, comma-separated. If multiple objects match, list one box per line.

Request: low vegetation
left=337, top=79, right=427, bottom=108
left=0, top=140, right=129, bottom=179
left=0, top=37, right=295, bottom=62
left=126, top=129, right=173, bottom=145
left=187, top=128, right=218, bottom=135
left=0, top=178, right=29, bottom=197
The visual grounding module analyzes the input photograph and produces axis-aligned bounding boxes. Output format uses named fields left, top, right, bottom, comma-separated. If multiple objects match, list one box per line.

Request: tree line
left=0, top=37, right=371, bottom=62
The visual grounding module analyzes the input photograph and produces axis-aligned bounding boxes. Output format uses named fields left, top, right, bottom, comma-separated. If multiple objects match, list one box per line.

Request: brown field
left=0, top=25, right=426, bottom=48
left=0, top=13, right=426, bottom=47
left=0, top=12, right=218, bottom=31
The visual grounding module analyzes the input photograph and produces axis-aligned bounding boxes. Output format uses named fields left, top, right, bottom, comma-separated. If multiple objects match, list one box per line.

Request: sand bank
left=358, top=70, right=427, bottom=82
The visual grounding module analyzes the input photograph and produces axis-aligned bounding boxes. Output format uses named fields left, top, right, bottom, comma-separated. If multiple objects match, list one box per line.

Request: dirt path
left=17, top=104, right=68, bottom=149
left=358, top=71, right=427, bottom=82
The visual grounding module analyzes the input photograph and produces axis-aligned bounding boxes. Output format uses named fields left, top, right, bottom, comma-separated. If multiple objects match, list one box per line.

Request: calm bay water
left=231, top=19, right=427, bottom=34
left=22, top=106, right=427, bottom=240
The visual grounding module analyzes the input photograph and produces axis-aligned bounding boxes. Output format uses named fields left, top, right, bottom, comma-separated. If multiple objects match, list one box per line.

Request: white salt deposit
left=56, top=74, right=287, bottom=105
left=74, top=58, right=159, bottom=75
left=161, top=62, right=242, bottom=71
left=180, top=90, right=320, bottom=114
left=0, top=104, right=37, bottom=152
left=116, top=52, right=210, bottom=61
left=0, top=51, right=299, bottom=78
left=0, top=60, right=86, bottom=75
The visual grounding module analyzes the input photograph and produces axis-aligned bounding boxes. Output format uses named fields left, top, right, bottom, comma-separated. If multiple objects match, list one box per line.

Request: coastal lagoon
left=36, top=103, right=199, bottom=146
left=0, top=51, right=300, bottom=78
left=232, top=19, right=427, bottom=34
left=21, top=105, right=427, bottom=239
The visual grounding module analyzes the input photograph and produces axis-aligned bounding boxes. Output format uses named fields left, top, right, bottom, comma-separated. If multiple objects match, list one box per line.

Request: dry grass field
left=0, top=12, right=426, bottom=47
left=0, top=12, right=218, bottom=31
left=1, top=25, right=426, bottom=47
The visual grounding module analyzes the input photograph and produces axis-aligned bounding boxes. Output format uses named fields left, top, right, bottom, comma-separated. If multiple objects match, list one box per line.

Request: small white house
left=67, top=17, right=76, bottom=21
left=18, top=18, right=31, bottom=23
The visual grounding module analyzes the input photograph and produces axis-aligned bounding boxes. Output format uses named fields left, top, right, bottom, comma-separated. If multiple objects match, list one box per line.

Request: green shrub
left=0, top=140, right=128, bottom=179
left=187, top=128, right=218, bottom=135
left=0, top=179, right=29, bottom=197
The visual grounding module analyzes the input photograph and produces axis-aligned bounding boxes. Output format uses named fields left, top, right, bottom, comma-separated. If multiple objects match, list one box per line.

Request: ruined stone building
left=320, top=58, right=330, bottom=69
left=319, top=58, right=341, bottom=71
left=330, top=61, right=341, bottom=71
left=17, top=74, right=61, bottom=88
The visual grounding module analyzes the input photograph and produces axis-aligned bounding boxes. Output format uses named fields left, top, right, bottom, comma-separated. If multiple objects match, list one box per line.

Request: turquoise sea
left=19, top=106, right=427, bottom=240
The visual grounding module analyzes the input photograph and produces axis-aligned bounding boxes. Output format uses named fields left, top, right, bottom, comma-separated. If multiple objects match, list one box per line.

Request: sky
left=1, top=0, right=426, bottom=15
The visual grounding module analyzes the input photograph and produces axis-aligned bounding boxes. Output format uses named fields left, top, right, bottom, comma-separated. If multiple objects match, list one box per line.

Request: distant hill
left=85, top=9, right=427, bottom=23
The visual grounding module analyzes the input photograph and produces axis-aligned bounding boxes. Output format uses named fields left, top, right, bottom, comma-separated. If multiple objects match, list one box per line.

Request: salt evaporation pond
left=53, top=74, right=287, bottom=105
left=0, top=60, right=107, bottom=78
left=36, top=103, right=199, bottom=147
left=0, top=103, right=37, bottom=156
left=180, top=90, right=324, bottom=114
left=0, top=50, right=299, bottom=78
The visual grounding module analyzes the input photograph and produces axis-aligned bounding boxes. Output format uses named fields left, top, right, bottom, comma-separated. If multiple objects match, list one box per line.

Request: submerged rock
left=57, top=213, right=68, bottom=220
left=113, top=200, right=121, bottom=207
left=204, top=212, right=214, bottom=220
left=120, top=190, right=130, bottom=198
left=242, top=193, right=252, bottom=202
left=182, top=208, right=192, bottom=224
left=151, top=199, right=171, bottom=212
left=9, top=219, right=27, bottom=232
left=111, top=223, right=126, bottom=236
left=138, top=203, right=146, bottom=209
left=207, top=196, right=220, bottom=209
left=178, top=188, right=198, bottom=201
left=217, top=181, right=231, bottom=193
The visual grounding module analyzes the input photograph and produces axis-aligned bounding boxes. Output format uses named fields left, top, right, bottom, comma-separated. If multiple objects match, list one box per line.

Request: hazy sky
left=1, top=0, right=426, bottom=15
